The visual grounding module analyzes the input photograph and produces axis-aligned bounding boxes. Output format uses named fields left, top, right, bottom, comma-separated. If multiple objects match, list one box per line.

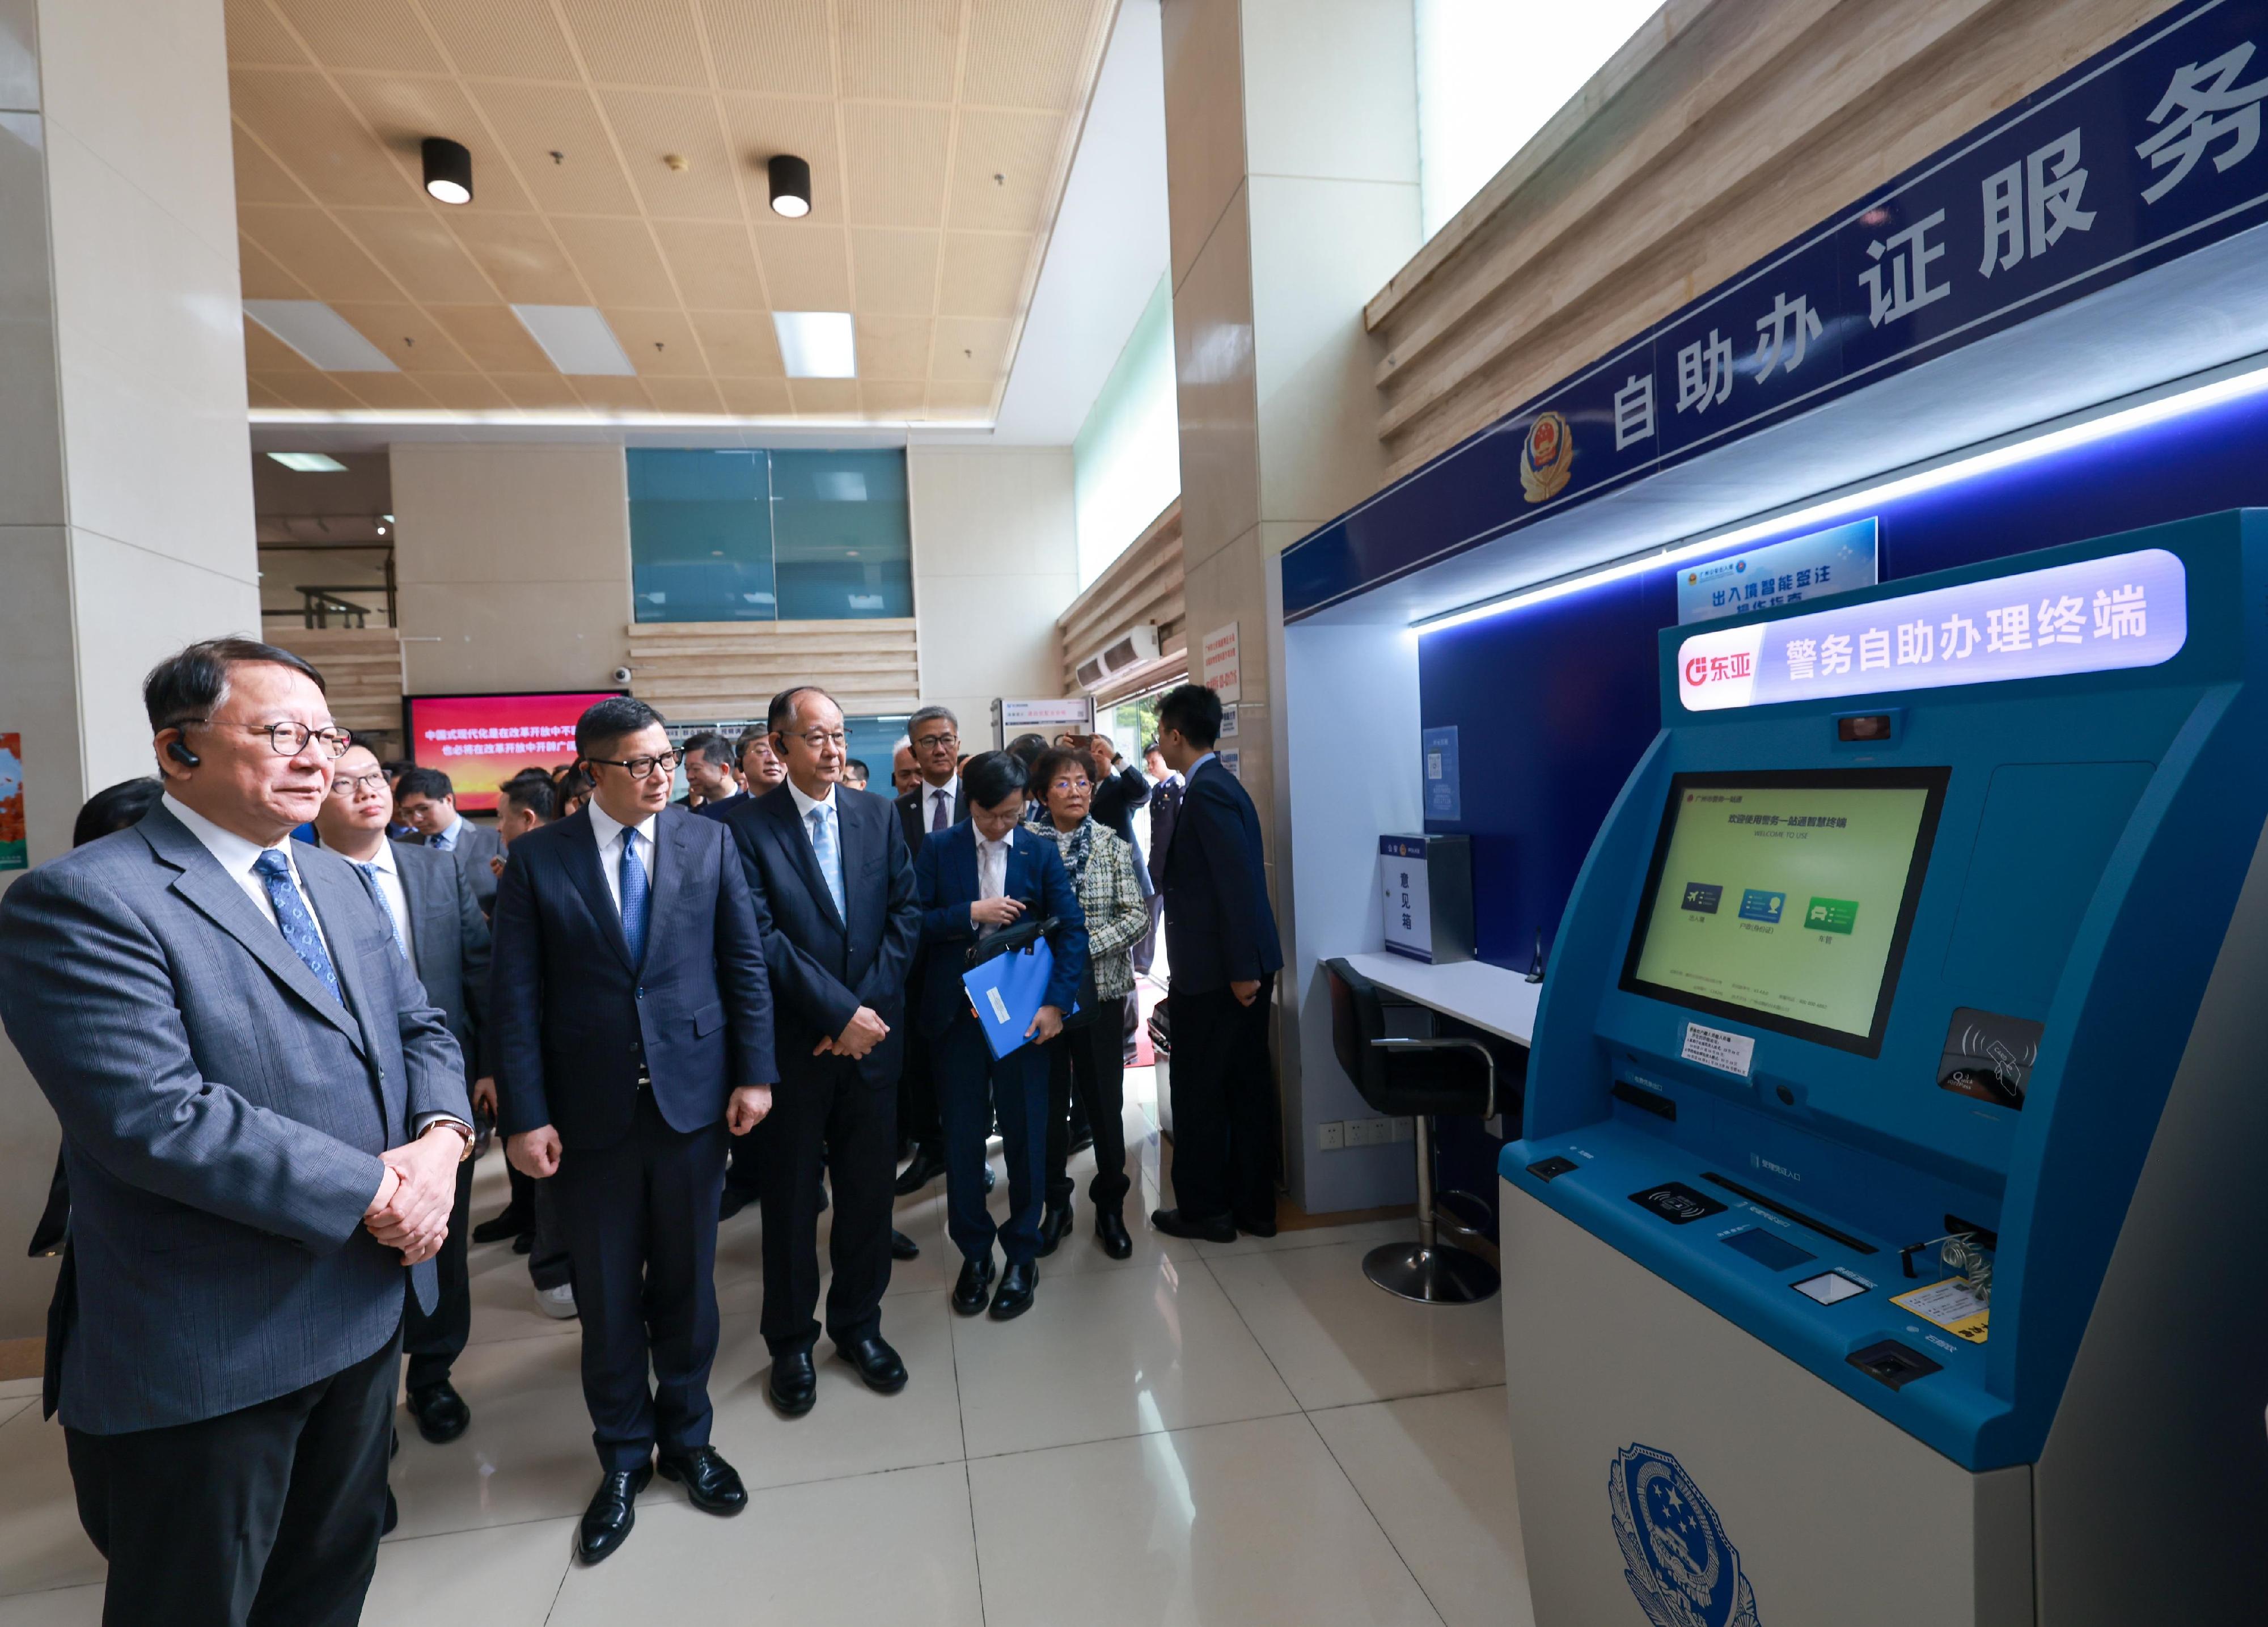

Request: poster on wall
left=1423, top=725, right=1461, bottom=821
left=1677, top=518, right=1878, bottom=624
left=1202, top=623, right=1241, bottom=703
left=0, top=733, right=22, bottom=872
left=404, top=691, right=621, bottom=812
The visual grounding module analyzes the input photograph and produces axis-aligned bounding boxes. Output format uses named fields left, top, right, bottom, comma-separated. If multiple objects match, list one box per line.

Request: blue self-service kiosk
left=1498, top=511, right=2268, bottom=1626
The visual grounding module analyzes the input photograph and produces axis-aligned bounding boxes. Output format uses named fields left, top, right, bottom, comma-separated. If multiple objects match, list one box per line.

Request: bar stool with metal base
left=1325, top=956, right=1523, bottom=1304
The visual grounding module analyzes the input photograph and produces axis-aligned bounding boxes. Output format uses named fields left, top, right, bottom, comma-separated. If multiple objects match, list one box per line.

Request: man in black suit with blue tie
left=489, top=697, right=778, bottom=1565
left=1149, top=684, right=1285, bottom=1243
left=913, top=750, right=1086, bottom=1321
left=724, top=686, right=922, bottom=1415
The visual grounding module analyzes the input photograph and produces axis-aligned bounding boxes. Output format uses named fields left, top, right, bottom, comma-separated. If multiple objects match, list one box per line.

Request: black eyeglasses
left=912, top=730, right=958, bottom=750
left=184, top=720, right=352, bottom=759
left=587, top=750, right=680, bottom=779
left=331, top=770, right=389, bottom=795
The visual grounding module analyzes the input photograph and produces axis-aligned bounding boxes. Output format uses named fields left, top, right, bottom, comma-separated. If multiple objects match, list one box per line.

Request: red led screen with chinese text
left=403, top=692, right=620, bottom=812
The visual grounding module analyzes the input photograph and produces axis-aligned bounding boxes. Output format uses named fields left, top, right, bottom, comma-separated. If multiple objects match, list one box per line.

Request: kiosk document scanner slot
left=1496, top=513, right=2268, bottom=1625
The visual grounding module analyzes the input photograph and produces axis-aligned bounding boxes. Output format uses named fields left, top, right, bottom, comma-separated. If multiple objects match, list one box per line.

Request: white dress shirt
left=585, top=798, right=660, bottom=918
left=921, top=775, right=960, bottom=834
left=974, top=826, right=1012, bottom=936
left=426, top=812, right=467, bottom=852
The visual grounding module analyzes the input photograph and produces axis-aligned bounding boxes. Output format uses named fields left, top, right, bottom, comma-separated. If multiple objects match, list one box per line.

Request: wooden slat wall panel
left=1056, top=501, right=1186, bottom=696
left=268, top=627, right=403, bottom=735
left=625, top=619, right=921, bottom=721
left=1365, top=0, right=2171, bottom=481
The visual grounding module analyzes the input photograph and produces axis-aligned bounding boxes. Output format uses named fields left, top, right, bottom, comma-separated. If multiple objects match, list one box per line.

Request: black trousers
left=1046, top=1016, right=1130, bottom=1213
left=403, top=1157, right=475, bottom=1391
left=755, top=1053, right=896, bottom=1354
left=898, top=1009, right=943, bottom=1150
left=1165, top=979, right=1280, bottom=1225
left=937, top=1015, right=1050, bottom=1266
left=551, top=1090, right=728, bottom=1473
left=66, top=1325, right=400, bottom=1627
left=527, top=1173, right=573, bottom=1290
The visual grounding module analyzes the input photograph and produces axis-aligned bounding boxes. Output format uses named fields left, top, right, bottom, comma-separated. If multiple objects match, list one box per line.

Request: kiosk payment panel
left=1497, top=512, right=2268, bottom=1625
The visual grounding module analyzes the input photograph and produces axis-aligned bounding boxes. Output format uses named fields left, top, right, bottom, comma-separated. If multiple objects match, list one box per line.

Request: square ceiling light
left=510, top=305, right=636, bottom=376
left=266, top=451, right=348, bottom=472
left=243, top=301, right=398, bottom=372
left=773, top=311, right=857, bottom=379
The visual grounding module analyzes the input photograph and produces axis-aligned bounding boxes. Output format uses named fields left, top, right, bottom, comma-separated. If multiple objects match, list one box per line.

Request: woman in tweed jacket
left=1025, top=745, right=1151, bottom=1259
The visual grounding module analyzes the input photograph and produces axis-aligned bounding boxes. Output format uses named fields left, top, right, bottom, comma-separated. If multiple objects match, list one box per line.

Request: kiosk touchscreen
left=1497, top=512, right=2268, bottom=1626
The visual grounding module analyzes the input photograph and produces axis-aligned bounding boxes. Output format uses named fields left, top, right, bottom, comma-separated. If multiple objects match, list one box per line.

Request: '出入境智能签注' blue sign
left=1677, top=518, right=1879, bottom=623
left=1283, top=0, right=2268, bottom=620
left=1675, top=547, right=2186, bottom=711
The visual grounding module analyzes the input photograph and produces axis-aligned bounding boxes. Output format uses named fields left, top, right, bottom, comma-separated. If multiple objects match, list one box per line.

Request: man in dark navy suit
left=723, top=686, right=923, bottom=1415
left=913, top=750, right=1086, bottom=1321
left=489, top=696, right=777, bottom=1565
left=891, top=704, right=968, bottom=1195
left=1149, top=684, right=1284, bottom=1243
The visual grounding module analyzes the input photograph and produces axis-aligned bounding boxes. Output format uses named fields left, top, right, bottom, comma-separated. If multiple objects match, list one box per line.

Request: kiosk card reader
left=1498, top=512, right=2268, bottom=1625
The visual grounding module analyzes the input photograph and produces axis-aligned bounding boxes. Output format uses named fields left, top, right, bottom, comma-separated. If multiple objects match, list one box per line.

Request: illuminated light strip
left=1412, top=356, right=2268, bottom=636
left=246, top=408, right=991, bottom=432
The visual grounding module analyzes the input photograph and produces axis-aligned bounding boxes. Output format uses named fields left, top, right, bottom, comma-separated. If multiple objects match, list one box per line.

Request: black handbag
left=965, top=908, right=1102, bottom=1030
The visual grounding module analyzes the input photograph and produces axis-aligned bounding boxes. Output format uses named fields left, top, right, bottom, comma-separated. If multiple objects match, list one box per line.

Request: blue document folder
left=962, top=940, right=1077, bottom=1059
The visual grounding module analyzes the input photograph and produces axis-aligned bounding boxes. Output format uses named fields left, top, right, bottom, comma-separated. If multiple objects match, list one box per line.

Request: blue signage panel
left=1677, top=518, right=1879, bottom=623
left=1676, top=546, right=2188, bottom=710
left=1423, top=724, right=1462, bottom=821
left=1284, top=0, right=2268, bottom=620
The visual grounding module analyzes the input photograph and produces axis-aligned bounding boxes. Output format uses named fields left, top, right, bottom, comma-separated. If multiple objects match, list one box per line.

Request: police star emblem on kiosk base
left=1609, top=1443, right=1761, bottom=1627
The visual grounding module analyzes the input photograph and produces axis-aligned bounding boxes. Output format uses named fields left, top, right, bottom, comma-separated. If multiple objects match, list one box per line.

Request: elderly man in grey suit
left=0, top=638, right=473, bottom=1627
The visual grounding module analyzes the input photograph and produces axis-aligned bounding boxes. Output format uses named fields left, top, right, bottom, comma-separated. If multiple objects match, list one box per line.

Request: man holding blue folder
left=913, top=751, right=1086, bottom=1321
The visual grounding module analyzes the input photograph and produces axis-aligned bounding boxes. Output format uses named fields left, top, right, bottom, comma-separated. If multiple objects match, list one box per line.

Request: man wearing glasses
left=488, top=697, right=778, bottom=1565
left=891, top=705, right=967, bottom=1195
left=0, top=639, right=472, bottom=1627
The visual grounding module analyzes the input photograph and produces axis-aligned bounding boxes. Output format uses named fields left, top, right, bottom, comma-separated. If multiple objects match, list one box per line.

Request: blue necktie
left=430, top=827, right=452, bottom=852
left=807, top=805, right=845, bottom=918
left=619, top=830, right=650, bottom=966
left=252, top=849, right=343, bottom=1004
left=354, top=863, right=409, bottom=960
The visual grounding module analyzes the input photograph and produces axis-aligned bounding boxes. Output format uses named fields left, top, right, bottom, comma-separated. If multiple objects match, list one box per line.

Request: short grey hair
left=907, top=704, right=958, bottom=740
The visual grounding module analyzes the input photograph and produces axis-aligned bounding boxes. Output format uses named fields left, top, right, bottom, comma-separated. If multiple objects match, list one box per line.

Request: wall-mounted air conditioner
left=1074, top=624, right=1161, bottom=692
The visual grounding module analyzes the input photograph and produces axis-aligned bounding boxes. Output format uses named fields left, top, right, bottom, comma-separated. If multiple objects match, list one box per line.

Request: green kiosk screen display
left=1619, top=770, right=1949, bottom=1056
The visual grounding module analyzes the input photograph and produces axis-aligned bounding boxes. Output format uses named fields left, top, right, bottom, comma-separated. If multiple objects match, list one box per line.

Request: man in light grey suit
left=0, top=638, right=473, bottom=1627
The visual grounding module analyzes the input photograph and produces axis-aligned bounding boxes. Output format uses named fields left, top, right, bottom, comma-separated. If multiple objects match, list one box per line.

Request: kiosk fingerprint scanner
left=1496, top=513, right=2268, bottom=1626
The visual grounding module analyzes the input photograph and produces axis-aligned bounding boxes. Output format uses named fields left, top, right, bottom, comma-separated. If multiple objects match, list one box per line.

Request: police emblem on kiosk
left=1609, top=1444, right=1761, bottom=1627
left=1520, top=411, right=1573, bottom=504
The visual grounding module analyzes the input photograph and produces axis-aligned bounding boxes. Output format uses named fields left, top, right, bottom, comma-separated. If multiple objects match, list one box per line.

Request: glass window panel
left=769, top=449, right=913, bottom=620
left=628, top=450, right=777, bottom=622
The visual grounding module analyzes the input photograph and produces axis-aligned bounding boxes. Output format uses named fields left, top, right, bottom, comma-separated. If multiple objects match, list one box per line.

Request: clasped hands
left=363, top=1123, right=464, bottom=1266
left=811, top=1004, right=888, bottom=1060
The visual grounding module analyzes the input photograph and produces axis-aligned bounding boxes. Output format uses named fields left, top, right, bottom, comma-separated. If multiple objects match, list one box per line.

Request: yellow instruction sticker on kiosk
left=1890, top=1277, right=1990, bottom=1343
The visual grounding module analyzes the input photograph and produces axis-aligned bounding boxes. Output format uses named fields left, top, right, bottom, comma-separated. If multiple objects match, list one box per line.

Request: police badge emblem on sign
left=1520, top=410, right=1573, bottom=504
left=1610, top=1444, right=1762, bottom=1627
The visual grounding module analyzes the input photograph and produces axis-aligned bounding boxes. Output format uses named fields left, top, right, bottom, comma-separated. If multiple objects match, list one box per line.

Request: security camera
left=611, top=666, right=633, bottom=686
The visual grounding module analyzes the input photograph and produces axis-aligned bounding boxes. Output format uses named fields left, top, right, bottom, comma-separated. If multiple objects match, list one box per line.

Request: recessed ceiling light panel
left=773, top=311, right=856, bottom=378
left=266, top=451, right=348, bottom=472
left=424, top=137, right=473, bottom=205
left=768, top=153, right=812, bottom=218
left=244, top=301, right=399, bottom=373
left=510, top=305, right=637, bottom=377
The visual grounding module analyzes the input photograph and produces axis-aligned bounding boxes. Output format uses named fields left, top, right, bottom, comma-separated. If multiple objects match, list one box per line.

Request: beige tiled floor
left=0, top=1074, right=1535, bottom=1626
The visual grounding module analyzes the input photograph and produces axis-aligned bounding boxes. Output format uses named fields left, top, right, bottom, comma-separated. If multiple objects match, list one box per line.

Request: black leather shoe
left=839, top=1333, right=908, bottom=1394
left=894, top=1144, right=947, bottom=1195
left=657, top=1446, right=746, bottom=1515
left=471, top=1205, right=528, bottom=1244
left=718, top=1186, right=752, bottom=1221
left=1150, top=1207, right=1235, bottom=1244
left=511, top=1231, right=534, bottom=1255
left=891, top=1228, right=920, bottom=1261
left=383, top=1486, right=398, bottom=1535
left=406, top=1380, right=471, bottom=1444
left=989, top=1260, right=1036, bottom=1321
left=1036, top=1202, right=1073, bottom=1257
left=951, top=1253, right=995, bottom=1316
left=1235, top=1213, right=1279, bottom=1239
left=768, top=1348, right=818, bottom=1417
left=1095, top=1210, right=1133, bottom=1260
left=577, top=1464, right=652, bottom=1564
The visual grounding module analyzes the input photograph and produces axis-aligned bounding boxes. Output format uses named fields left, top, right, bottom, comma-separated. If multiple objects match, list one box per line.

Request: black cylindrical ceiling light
left=768, top=153, right=811, bottom=218
left=422, top=137, right=473, bottom=205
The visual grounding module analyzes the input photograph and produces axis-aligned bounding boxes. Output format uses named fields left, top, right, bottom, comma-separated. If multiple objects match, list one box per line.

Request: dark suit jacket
left=1160, top=758, right=1283, bottom=994
left=723, top=784, right=921, bottom=1087
left=489, top=805, right=777, bottom=1151
left=695, top=789, right=750, bottom=823
left=1089, top=760, right=1152, bottom=848
left=912, top=822, right=1088, bottom=1040
left=1147, top=775, right=1183, bottom=889
left=392, top=839, right=490, bottom=1079
left=416, top=818, right=502, bottom=914
left=895, top=780, right=967, bottom=856
left=0, top=805, right=468, bottom=1432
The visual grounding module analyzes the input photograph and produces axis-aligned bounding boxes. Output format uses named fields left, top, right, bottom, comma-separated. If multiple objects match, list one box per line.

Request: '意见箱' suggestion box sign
left=1678, top=548, right=2186, bottom=711
left=1281, top=0, right=2268, bottom=620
